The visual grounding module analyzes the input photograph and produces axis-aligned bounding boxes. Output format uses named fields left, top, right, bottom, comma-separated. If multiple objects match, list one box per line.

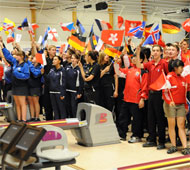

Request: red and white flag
left=48, top=28, right=58, bottom=42
left=182, top=65, right=190, bottom=83
left=149, top=71, right=171, bottom=91
left=35, top=53, right=47, bottom=66
left=101, top=30, right=124, bottom=47
left=118, top=16, right=124, bottom=29
left=125, top=20, right=142, bottom=36
left=182, top=18, right=190, bottom=32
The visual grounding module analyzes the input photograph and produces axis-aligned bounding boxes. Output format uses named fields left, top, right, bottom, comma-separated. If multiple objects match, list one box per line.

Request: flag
left=158, top=32, right=166, bottom=47
left=41, top=27, right=50, bottom=47
left=68, top=34, right=86, bottom=52
left=182, top=18, right=190, bottom=32
left=144, top=23, right=154, bottom=38
left=28, top=23, right=39, bottom=37
left=48, top=28, right=58, bottom=42
left=104, top=47, right=122, bottom=58
left=7, top=31, right=15, bottom=43
left=162, top=19, right=181, bottom=34
left=118, top=16, right=124, bottom=29
left=17, top=17, right=29, bottom=31
left=142, top=24, right=160, bottom=46
left=60, top=22, right=75, bottom=32
left=86, top=25, right=97, bottom=52
left=101, top=30, right=124, bottom=47
left=76, top=19, right=85, bottom=35
left=95, top=19, right=112, bottom=31
left=149, top=71, right=171, bottom=91
left=134, top=21, right=146, bottom=38
left=0, top=18, right=16, bottom=35
left=35, top=53, right=47, bottom=66
left=182, top=65, right=190, bottom=83
left=95, top=35, right=104, bottom=52
left=124, top=38, right=130, bottom=53
left=125, top=20, right=142, bottom=36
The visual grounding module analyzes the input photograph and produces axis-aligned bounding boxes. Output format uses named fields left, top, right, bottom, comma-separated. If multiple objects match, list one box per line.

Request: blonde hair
left=48, top=45, right=56, bottom=51
left=98, top=52, right=110, bottom=66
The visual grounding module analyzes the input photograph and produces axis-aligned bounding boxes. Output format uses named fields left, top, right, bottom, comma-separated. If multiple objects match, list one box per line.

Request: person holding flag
left=163, top=59, right=190, bottom=155
left=136, top=44, right=168, bottom=150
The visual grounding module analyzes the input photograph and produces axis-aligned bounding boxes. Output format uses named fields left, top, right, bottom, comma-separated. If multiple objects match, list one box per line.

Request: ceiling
left=0, top=0, right=190, bottom=17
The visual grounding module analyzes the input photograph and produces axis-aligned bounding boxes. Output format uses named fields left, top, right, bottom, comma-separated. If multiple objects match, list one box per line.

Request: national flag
left=125, top=20, right=142, bottom=36
left=104, top=47, right=122, bottom=58
left=142, top=24, right=160, bottom=46
left=158, top=32, right=166, bottom=47
left=35, top=53, right=47, bottom=66
left=182, top=65, right=190, bottom=83
left=48, top=28, right=58, bottom=42
left=7, top=31, right=15, bottom=44
left=60, top=22, right=75, bottom=32
left=95, top=19, right=112, bottom=31
left=28, top=23, right=39, bottom=37
left=76, top=19, right=85, bottom=35
left=86, top=25, right=97, bottom=52
left=124, top=38, right=130, bottom=53
left=68, top=34, right=86, bottom=52
left=149, top=71, right=171, bottom=91
left=101, top=30, right=124, bottom=47
left=144, top=23, right=154, bottom=38
left=95, top=35, right=104, bottom=52
left=162, top=19, right=181, bottom=34
left=134, top=21, right=146, bottom=38
left=0, top=18, right=16, bottom=35
left=41, top=27, right=50, bottom=47
left=17, top=17, right=29, bottom=31
left=182, top=18, right=190, bottom=32
left=117, top=16, right=124, bottom=29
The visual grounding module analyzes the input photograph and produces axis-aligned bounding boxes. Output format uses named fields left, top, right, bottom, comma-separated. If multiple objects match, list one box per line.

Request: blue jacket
left=48, top=66, right=66, bottom=97
left=27, top=61, right=43, bottom=88
left=2, top=48, right=30, bottom=87
left=65, top=65, right=83, bottom=95
left=4, top=65, right=12, bottom=84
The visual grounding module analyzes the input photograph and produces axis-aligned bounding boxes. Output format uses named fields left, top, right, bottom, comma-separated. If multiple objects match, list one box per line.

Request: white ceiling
left=0, top=0, right=190, bottom=16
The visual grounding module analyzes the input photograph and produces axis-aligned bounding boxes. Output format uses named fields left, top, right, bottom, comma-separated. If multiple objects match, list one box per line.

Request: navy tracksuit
left=48, top=66, right=66, bottom=119
left=65, top=64, right=83, bottom=118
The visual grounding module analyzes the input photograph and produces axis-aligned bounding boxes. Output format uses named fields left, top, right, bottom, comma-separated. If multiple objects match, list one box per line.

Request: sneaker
left=30, top=118, right=36, bottom=122
left=181, top=148, right=190, bottom=155
left=128, top=137, right=142, bottom=143
left=35, top=118, right=41, bottom=121
left=157, top=144, right=166, bottom=150
left=120, top=137, right=126, bottom=141
left=143, top=141, right=157, bottom=147
left=167, top=146, right=177, bottom=154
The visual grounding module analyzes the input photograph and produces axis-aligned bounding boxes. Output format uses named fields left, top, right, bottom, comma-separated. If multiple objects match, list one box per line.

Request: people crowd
left=0, top=35, right=190, bottom=155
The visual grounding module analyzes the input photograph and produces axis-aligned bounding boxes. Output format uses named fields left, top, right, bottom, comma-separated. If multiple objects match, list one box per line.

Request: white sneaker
left=128, top=137, right=142, bottom=143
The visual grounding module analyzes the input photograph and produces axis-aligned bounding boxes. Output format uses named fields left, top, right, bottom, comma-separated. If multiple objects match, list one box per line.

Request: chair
left=36, top=125, right=79, bottom=162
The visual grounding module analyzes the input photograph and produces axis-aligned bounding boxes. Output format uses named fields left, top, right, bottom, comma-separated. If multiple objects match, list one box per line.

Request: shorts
left=12, top=86, right=29, bottom=96
left=28, top=88, right=41, bottom=96
left=163, top=101, right=186, bottom=118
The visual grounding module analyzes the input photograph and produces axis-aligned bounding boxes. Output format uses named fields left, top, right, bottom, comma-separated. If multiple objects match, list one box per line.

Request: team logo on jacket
left=136, top=72, right=140, bottom=76
left=182, top=82, right=186, bottom=86
left=157, top=69, right=160, bottom=72
left=17, top=67, right=21, bottom=71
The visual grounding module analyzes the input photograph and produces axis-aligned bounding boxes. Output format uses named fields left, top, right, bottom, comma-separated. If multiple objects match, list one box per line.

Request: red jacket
left=163, top=71, right=187, bottom=107
left=120, top=66, right=148, bottom=104
left=0, top=65, right=4, bottom=81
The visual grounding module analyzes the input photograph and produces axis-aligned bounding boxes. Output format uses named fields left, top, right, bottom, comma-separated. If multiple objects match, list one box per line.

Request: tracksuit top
left=27, top=61, right=42, bottom=88
left=48, top=66, right=66, bottom=97
left=163, top=71, right=187, bottom=107
left=119, top=66, right=148, bottom=104
left=65, top=64, right=83, bottom=95
left=2, top=48, right=30, bottom=87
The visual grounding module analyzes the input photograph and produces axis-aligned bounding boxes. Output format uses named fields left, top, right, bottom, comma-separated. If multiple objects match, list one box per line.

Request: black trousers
left=50, top=93, right=66, bottom=120
left=43, top=85, right=53, bottom=120
left=147, top=91, right=166, bottom=144
left=83, top=87, right=100, bottom=105
left=65, top=91, right=78, bottom=118
left=117, top=101, right=143, bottom=138
left=99, top=85, right=114, bottom=112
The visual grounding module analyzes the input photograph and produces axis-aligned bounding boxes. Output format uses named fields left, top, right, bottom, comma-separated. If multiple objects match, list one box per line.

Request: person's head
left=152, top=45, right=162, bottom=61
left=14, top=50, right=26, bottom=62
left=169, top=44, right=179, bottom=59
left=98, top=52, right=110, bottom=65
left=66, top=48, right=75, bottom=63
left=87, top=51, right=97, bottom=63
left=181, top=39, right=189, bottom=52
left=48, top=45, right=56, bottom=58
left=53, top=56, right=62, bottom=67
left=71, top=53, right=80, bottom=66
left=164, top=43, right=172, bottom=58
left=131, top=54, right=137, bottom=65
left=118, top=54, right=125, bottom=68
left=140, top=47, right=151, bottom=62
left=168, top=59, right=184, bottom=75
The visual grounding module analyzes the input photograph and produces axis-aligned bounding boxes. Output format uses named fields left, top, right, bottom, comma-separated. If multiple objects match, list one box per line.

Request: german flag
left=68, top=33, right=86, bottom=52
left=104, top=47, right=122, bottom=58
left=86, top=26, right=97, bottom=52
left=144, top=23, right=153, bottom=38
left=162, top=19, right=181, bottom=34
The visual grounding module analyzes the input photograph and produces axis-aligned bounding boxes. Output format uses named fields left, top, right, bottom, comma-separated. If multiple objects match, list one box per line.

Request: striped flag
left=35, top=53, right=47, bottom=66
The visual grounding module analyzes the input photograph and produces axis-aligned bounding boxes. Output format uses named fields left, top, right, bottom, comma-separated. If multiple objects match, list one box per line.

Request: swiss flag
left=101, top=30, right=124, bottom=47
left=125, top=20, right=142, bottom=36
left=149, top=71, right=171, bottom=91
left=182, top=18, right=190, bottom=32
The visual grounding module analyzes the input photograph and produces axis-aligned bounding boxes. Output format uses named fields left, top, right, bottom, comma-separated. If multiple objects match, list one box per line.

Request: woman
left=163, top=59, right=190, bottom=155
left=27, top=56, right=43, bottom=121
left=65, top=53, right=83, bottom=118
left=0, top=42, right=30, bottom=122
left=98, top=52, right=118, bottom=112
left=48, top=56, right=66, bottom=119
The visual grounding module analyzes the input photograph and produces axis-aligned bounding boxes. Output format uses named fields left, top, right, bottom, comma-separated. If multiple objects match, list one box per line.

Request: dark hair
left=119, top=54, right=125, bottom=68
left=166, top=43, right=172, bottom=47
left=168, top=59, right=184, bottom=72
left=72, top=53, right=80, bottom=60
left=171, top=44, right=180, bottom=52
left=67, top=48, right=75, bottom=56
left=140, top=47, right=151, bottom=61
left=152, top=44, right=163, bottom=52
left=54, top=55, right=63, bottom=65
left=182, top=39, right=189, bottom=45
left=88, top=51, right=97, bottom=61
